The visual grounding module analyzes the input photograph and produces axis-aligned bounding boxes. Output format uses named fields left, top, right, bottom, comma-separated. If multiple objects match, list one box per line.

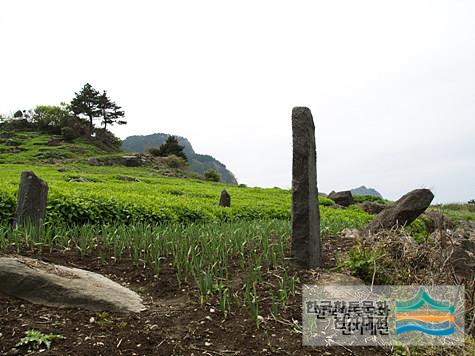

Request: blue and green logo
left=395, top=287, right=455, bottom=336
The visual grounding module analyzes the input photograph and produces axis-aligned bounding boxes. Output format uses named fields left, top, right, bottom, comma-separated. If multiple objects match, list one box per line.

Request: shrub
left=156, top=136, right=187, bottom=161
left=148, top=147, right=161, bottom=157
left=338, top=239, right=384, bottom=283
left=204, top=169, right=220, bottom=182
left=61, top=126, right=79, bottom=141
left=318, top=195, right=335, bottom=206
left=404, top=217, right=430, bottom=242
left=160, top=154, right=187, bottom=169
left=92, top=128, right=121, bottom=150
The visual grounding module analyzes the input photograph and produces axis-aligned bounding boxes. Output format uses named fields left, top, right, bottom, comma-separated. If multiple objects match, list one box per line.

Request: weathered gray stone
left=121, top=155, right=142, bottom=167
left=328, top=190, right=354, bottom=207
left=14, top=171, right=48, bottom=228
left=219, top=190, right=231, bottom=207
left=365, top=188, right=434, bottom=233
left=291, top=107, right=321, bottom=268
left=0, top=256, right=146, bottom=313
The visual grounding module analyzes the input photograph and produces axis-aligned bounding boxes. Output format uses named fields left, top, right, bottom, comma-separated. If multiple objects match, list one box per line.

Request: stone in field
left=0, top=256, right=146, bottom=313
left=219, top=190, right=231, bottom=207
left=328, top=190, right=354, bottom=207
left=14, top=171, right=48, bottom=228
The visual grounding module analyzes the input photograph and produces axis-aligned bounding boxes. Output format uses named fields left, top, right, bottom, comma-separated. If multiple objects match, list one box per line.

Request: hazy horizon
left=1, top=1, right=474, bottom=203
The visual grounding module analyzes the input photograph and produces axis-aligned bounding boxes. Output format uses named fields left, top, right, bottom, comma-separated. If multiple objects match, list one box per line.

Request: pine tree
left=70, top=83, right=101, bottom=130
left=157, top=136, right=187, bottom=161
left=97, top=91, right=126, bottom=129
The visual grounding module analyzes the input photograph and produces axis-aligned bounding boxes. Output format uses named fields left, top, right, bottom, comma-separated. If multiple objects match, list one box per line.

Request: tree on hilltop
left=70, top=84, right=126, bottom=131
left=70, top=83, right=101, bottom=130
left=156, top=136, right=187, bottom=161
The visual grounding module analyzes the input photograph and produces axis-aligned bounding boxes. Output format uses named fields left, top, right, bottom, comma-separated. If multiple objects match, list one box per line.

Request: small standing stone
left=14, top=171, right=49, bottom=228
left=291, top=107, right=321, bottom=268
left=219, top=190, right=231, bottom=207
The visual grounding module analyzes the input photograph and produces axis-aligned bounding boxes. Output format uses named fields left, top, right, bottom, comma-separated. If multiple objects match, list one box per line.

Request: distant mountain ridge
left=350, top=185, right=383, bottom=198
left=121, top=133, right=238, bottom=184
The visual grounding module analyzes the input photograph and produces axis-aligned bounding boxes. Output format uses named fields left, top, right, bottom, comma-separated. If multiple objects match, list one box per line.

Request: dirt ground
left=1, top=237, right=390, bottom=356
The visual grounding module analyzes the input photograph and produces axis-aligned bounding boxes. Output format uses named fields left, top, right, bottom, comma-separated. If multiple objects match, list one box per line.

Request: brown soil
left=0, top=236, right=389, bottom=356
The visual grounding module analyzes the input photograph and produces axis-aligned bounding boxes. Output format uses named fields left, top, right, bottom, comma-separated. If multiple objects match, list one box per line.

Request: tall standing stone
left=219, top=189, right=231, bottom=207
left=291, top=107, right=321, bottom=268
left=14, top=171, right=49, bottom=228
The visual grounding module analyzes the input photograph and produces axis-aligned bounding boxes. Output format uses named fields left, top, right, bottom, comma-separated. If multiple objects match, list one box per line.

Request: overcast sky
left=1, top=1, right=474, bottom=203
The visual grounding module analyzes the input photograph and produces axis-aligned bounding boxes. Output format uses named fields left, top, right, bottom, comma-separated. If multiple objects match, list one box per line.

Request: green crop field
left=0, top=163, right=375, bottom=234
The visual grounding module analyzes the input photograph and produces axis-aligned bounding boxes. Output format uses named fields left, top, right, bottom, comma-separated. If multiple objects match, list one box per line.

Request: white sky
left=1, top=1, right=474, bottom=203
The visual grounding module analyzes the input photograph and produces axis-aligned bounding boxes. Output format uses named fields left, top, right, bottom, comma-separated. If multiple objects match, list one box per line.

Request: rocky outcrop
left=121, top=155, right=142, bottom=167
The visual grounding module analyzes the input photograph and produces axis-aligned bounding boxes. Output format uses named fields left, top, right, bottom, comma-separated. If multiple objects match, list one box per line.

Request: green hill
left=0, top=130, right=375, bottom=232
left=122, top=133, right=238, bottom=184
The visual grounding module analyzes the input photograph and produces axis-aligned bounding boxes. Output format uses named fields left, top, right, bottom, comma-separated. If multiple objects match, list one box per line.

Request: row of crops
left=0, top=164, right=373, bottom=231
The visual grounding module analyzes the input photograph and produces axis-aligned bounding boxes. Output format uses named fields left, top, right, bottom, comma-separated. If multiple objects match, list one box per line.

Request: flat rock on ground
left=0, top=256, right=146, bottom=313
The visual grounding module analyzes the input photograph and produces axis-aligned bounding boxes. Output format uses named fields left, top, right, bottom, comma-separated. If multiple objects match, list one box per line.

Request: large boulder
left=0, top=256, right=146, bottom=313
left=365, top=188, right=434, bottom=233
left=327, top=190, right=354, bottom=207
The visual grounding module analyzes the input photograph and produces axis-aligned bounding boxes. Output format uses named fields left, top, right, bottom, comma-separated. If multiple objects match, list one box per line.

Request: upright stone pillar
left=219, top=190, right=231, bottom=207
left=291, top=107, right=321, bottom=268
left=14, top=171, right=49, bottom=228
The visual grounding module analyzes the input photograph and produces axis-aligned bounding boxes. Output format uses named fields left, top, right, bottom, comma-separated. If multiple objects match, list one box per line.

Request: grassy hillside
left=0, top=131, right=374, bottom=232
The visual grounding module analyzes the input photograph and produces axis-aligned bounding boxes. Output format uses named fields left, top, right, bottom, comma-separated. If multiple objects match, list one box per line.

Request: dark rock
left=0, top=256, right=146, bottom=313
left=14, top=171, right=49, bottom=228
left=118, top=176, right=139, bottom=182
left=291, top=107, right=321, bottom=268
left=219, top=190, right=231, bottom=207
left=358, top=201, right=386, bottom=215
left=365, top=188, right=434, bottom=233
left=121, top=155, right=142, bottom=167
left=328, top=190, right=354, bottom=207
